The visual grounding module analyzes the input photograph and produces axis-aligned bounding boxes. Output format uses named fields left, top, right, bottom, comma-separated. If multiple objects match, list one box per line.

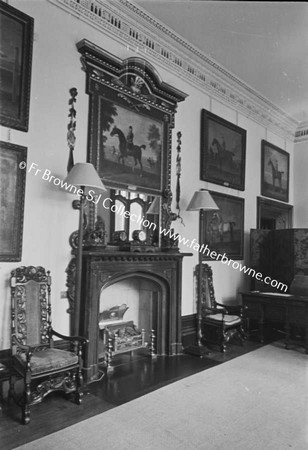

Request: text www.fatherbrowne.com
left=159, top=228, right=288, bottom=293
left=23, top=162, right=288, bottom=293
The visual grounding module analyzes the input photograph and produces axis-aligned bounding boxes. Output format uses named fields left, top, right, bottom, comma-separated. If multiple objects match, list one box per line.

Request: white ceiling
left=136, top=1, right=308, bottom=124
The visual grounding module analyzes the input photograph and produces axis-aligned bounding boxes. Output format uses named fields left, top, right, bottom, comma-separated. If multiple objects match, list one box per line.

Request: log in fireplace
left=67, top=250, right=191, bottom=382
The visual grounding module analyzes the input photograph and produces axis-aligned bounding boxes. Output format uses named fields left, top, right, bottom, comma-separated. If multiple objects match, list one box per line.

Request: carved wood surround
left=64, top=39, right=191, bottom=382
left=79, top=251, right=190, bottom=381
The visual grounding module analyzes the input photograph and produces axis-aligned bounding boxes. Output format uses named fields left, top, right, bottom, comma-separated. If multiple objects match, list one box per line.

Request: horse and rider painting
left=261, top=140, right=289, bottom=203
left=200, top=109, right=246, bottom=191
left=99, top=99, right=163, bottom=192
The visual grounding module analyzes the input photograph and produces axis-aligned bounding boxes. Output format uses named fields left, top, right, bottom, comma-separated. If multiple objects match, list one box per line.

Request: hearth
left=68, top=250, right=191, bottom=381
left=98, top=277, right=159, bottom=367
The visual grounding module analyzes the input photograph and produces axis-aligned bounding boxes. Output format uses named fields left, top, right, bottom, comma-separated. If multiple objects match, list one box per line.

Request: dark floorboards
left=0, top=339, right=263, bottom=450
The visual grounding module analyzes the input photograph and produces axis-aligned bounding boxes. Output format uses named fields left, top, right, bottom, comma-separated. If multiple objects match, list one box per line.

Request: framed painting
left=0, top=2, right=34, bottom=131
left=96, top=98, right=163, bottom=193
left=256, top=196, right=292, bottom=229
left=200, top=110, right=246, bottom=191
left=0, top=141, right=27, bottom=261
left=201, top=191, right=244, bottom=260
left=261, top=140, right=289, bottom=203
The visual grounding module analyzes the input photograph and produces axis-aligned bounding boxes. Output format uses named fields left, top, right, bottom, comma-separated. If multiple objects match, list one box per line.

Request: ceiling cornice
left=49, top=0, right=299, bottom=141
left=294, top=122, right=308, bottom=144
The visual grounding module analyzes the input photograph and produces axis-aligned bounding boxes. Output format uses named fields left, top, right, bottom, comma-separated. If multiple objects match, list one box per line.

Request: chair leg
left=22, top=404, right=30, bottom=425
left=221, top=324, right=227, bottom=352
left=75, top=368, right=83, bottom=405
left=22, top=380, right=31, bottom=425
left=220, top=334, right=227, bottom=352
left=8, top=375, right=16, bottom=404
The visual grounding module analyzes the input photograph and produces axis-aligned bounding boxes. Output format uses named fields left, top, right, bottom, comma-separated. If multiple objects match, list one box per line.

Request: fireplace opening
left=76, top=252, right=187, bottom=381
left=98, top=275, right=168, bottom=362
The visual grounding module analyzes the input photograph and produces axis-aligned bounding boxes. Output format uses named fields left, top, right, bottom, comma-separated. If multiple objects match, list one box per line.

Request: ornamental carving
left=12, top=266, right=49, bottom=283
left=50, top=0, right=298, bottom=140
left=195, top=263, right=216, bottom=316
left=11, top=266, right=50, bottom=345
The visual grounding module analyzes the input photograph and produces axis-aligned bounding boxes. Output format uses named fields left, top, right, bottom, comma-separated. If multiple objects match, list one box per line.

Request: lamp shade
left=146, top=196, right=160, bottom=215
left=186, top=190, right=219, bottom=211
left=63, top=162, right=106, bottom=191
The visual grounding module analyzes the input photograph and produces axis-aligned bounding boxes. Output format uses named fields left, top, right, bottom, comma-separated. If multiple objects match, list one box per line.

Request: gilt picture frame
left=0, top=141, right=27, bottom=261
left=261, top=140, right=289, bottom=203
left=201, top=191, right=244, bottom=260
left=0, top=2, right=34, bottom=131
left=200, top=110, right=246, bottom=191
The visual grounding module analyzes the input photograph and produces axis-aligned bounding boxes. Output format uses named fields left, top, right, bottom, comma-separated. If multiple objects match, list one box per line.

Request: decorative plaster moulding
left=49, top=0, right=299, bottom=141
left=294, top=121, right=308, bottom=143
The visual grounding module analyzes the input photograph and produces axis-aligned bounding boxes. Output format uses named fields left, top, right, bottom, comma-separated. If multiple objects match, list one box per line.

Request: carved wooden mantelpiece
left=68, top=250, right=191, bottom=381
left=76, top=38, right=187, bottom=247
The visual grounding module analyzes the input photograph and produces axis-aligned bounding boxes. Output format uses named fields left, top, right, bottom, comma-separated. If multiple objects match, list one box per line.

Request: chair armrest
left=216, top=302, right=247, bottom=315
left=51, top=329, right=88, bottom=346
left=203, top=306, right=227, bottom=315
left=12, top=334, right=30, bottom=352
left=12, top=336, right=50, bottom=354
left=11, top=335, right=35, bottom=368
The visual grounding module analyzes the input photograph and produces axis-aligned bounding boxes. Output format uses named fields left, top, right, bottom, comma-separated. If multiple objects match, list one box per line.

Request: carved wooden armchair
left=198, top=264, right=246, bottom=352
left=9, top=266, right=87, bottom=424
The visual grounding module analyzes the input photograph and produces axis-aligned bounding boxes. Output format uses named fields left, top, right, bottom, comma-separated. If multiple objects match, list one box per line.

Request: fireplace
left=75, top=251, right=190, bottom=381
left=98, top=277, right=162, bottom=361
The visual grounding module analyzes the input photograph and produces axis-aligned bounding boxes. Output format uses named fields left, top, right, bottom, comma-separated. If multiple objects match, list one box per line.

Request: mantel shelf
left=81, top=250, right=193, bottom=260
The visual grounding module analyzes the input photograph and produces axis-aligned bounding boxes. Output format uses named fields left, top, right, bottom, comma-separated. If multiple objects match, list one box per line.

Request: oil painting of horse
left=261, top=140, right=289, bottom=203
left=200, top=110, right=246, bottom=191
left=202, top=191, right=244, bottom=260
left=98, top=99, right=163, bottom=193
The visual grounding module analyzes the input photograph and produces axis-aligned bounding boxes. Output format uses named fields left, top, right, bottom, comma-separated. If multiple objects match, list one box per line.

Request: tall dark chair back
left=11, top=266, right=51, bottom=349
left=197, top=264, right=219, bottom=314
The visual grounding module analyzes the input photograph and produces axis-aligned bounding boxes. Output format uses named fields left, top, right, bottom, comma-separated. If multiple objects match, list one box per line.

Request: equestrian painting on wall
left=201, top=191, right=244, bottom=260
left=200, top=110, right=246, bottom=191
left=97, top=99, right=163, bottom=193
left=261, top=140, right=289, bottom=203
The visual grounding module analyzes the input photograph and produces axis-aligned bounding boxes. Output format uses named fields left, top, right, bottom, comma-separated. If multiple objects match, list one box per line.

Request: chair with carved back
left=9, top=266, right=87, bottom=424
left=199, top=264, right=246, bottom=352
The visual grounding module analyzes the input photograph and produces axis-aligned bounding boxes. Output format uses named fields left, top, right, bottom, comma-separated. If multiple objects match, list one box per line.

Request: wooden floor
left=0, top=340, right=263, bottom=450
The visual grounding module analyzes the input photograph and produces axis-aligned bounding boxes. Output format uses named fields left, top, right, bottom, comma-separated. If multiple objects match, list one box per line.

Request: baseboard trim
left=181, top=314, right=197, bottom=336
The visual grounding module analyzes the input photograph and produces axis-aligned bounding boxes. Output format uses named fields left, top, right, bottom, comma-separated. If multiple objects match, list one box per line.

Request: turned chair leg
left=22, top=381, right=31, bottom=425
left=75, top=369, right=83, bottom=405
left=220, top=324, right=227, bottom=353
left=8, top=375, right=16, bottom=404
